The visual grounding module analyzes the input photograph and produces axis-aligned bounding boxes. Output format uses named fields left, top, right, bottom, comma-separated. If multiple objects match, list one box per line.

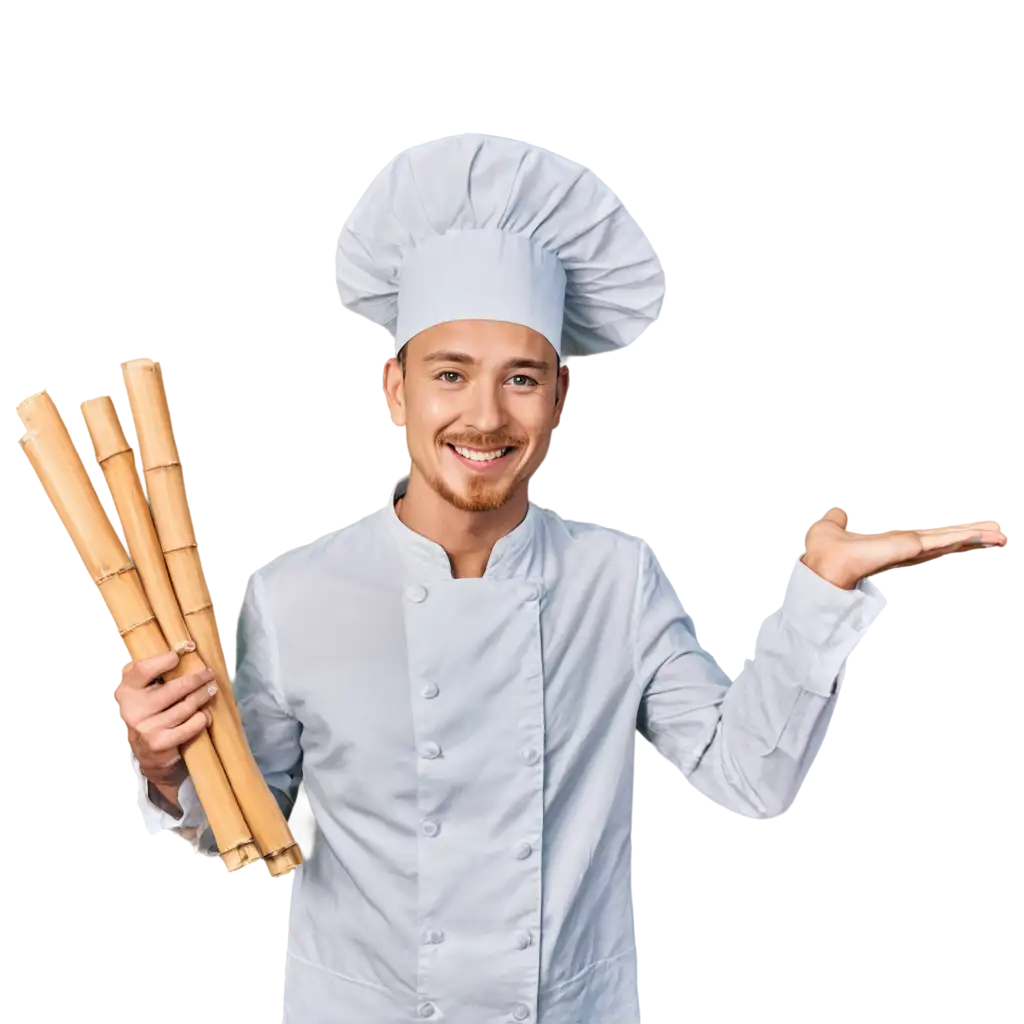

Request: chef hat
left=335, top=132, right=665, bottom=359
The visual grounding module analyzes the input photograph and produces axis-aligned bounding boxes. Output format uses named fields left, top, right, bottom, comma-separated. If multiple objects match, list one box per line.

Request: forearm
left=636, top=550, right=888, bottom=819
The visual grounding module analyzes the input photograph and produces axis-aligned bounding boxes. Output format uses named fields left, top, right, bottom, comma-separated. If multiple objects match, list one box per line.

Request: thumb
left=821, top=507, right=848, bottom=530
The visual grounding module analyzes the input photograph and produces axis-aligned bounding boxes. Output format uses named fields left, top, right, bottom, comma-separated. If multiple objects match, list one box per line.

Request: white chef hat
left=335, top=132, right=665, bottom=359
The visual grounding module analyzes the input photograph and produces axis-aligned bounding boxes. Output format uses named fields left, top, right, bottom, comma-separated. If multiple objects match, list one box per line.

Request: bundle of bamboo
left=17, top=369, right=302, bottom=877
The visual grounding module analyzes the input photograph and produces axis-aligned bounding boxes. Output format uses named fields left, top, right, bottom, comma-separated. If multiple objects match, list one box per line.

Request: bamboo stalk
left=81, top=394, right=297, bottom=872
left=80, top=397, right=196, bottom=655
left=17, top=390, right=260, bottom=872
left=121, top=360, right=302, bottom=877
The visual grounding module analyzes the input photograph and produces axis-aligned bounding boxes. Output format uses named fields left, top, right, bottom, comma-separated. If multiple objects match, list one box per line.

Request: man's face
left=383, top=319, right=569, bottom=512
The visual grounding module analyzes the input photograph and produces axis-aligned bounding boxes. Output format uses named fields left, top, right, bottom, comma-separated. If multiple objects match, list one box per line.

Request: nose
left=463, top=378, right=508, bottom=437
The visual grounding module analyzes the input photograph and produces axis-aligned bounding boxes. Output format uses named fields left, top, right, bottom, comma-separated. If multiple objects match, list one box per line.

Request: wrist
left=801, top=552, right=859, bottom=590
left=137, top=756, right=188, bottom=791
left=146, top=779, right=185, bottom=819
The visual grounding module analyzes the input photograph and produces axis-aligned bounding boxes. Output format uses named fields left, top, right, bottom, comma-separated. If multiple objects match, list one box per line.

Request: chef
left=125, top=132, right=1006, bottom=1023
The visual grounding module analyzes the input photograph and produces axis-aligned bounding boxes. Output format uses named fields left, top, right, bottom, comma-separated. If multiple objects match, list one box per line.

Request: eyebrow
left=421, top=350, right=553, bottom=373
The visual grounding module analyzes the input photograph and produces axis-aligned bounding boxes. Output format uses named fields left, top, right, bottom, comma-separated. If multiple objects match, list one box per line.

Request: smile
left=446, top=443, right=516, bottom=471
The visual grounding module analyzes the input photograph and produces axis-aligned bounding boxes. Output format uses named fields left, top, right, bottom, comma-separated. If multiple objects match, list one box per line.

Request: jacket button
left=512, top=1003, right=531, bottom=1020
left=417, top=1002, right=436, bottom=1017
left=406, top=583, right=427, bottom=603
left=519, top=746, right=540, bottom=765
left=421, top=681, right=439, bottom=698
left=513, top=840, right=532, bottom=859
left=513, top=929, right=532, bottom=949
left=420, top=741, right=442, bottom=759
left=422, top=927, right=445, bottom=944
left=422, top=818, right=441, bottom=837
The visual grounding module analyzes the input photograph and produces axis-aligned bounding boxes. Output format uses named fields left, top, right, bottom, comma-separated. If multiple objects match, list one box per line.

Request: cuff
left=779, top=555, right=888, bottom=696
left=783, top=555, right=888, bottom=643
left=130, top=750, right=207, bottom=834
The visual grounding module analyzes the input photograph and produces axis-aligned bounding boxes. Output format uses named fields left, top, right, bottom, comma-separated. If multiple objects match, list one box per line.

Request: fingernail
left=208, top=684, right=218, bottom=695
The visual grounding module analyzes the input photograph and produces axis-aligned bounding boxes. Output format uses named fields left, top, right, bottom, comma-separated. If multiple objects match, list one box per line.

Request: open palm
left=801, top=508, right=1007, bottom=590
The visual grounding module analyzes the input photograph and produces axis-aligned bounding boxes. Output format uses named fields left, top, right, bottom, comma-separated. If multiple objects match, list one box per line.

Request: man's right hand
left=116, top=648, right=219, bottom=791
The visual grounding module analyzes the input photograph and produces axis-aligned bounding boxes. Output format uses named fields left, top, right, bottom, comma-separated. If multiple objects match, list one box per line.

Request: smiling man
left=125, top=132, right=1005, bottom=1024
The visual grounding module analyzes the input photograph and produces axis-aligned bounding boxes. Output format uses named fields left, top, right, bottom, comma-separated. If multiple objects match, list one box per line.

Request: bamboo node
left=144, top=461, right=182, bottom=471
left=118, top=614, right=157, bottom=636
left=94, top=564, right=136, bottom=585
left=163, top=542, right=198, bottom=554
left=96, top=445, right=133, bottom=465
left=183, top=602, right=214, bottom=615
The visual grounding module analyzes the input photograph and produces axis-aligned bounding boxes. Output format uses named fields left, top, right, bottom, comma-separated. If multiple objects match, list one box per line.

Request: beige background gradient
left=2, top=9, right=1024, bottom=1024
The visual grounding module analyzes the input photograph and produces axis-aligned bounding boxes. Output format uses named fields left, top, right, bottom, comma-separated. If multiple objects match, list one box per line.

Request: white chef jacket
left=130, top=473, right=887, bottom=1023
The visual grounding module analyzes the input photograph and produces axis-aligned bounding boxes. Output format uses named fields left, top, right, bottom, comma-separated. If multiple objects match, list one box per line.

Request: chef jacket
left=130, top=473, right=887, bottom=1023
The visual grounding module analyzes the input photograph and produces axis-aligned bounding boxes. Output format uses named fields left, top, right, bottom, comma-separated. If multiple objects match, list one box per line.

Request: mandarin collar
left=382, top=474, right=539, bottom=582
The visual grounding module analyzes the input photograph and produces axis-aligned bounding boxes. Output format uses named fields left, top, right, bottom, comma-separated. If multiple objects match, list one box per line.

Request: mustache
left=441, top=435, right=524, bottom=449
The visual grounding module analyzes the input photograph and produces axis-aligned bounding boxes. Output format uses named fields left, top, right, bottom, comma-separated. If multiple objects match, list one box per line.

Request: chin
left=440, top=476, right=516, bottom=512
left=427, top=461, right=521, bottom=512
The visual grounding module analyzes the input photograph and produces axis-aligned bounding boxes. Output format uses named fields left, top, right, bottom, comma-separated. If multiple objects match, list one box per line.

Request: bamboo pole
left=17, top=390, right=260, bottom=871
left=121, top=360, right=302, bottom=877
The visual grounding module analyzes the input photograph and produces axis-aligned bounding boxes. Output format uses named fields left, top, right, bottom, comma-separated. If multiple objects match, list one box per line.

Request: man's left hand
left=800, top=508, right=1007, bottom=590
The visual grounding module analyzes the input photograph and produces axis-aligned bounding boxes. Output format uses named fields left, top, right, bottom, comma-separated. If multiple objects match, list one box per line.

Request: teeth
left=453, top=445, right=508, bottom=462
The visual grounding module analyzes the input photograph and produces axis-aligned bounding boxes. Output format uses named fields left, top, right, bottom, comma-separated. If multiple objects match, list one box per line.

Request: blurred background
left=2, top=3, right=1020, bottom=1021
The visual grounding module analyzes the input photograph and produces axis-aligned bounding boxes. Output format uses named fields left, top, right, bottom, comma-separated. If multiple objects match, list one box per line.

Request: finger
left=139, top=667, right=215, bottom=716
left=145, top=679, right=219, bottom=733
left=156, top=710, right=211, bottom=752
left=929, top=520, right=999, bottom=536
left=121, top=649, right=181, bottom=690
left=917, top=528, right=1005, bottom=553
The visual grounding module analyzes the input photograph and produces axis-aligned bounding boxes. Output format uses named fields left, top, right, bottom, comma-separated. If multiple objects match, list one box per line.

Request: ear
left=551, top=363, right=569, bottom=428
left=383, top=357, right=407, bottom=426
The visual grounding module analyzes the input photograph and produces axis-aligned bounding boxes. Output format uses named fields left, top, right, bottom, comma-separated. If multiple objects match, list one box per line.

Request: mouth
left=445, top=442, right=517, bottom=472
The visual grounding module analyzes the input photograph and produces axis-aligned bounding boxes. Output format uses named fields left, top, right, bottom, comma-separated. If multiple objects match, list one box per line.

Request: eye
left=508, top=374, right=538, bottom=388
left=436, top=370, right=463, bottom=383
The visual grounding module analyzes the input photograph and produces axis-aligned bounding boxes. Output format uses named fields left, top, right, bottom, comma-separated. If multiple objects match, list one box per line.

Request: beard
left=417, top=442, right=525, bottom=512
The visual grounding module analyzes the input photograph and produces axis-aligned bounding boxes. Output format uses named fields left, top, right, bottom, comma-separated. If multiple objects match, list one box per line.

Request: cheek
left=406, top=396, right=455, bottom=447
left=517, top=409, right=553, bottom=446
left=418, top=391, right=463, bottom=423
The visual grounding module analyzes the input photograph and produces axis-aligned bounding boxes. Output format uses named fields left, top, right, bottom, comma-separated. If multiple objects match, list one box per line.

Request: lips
left=445, top=442, right=516, bottom=471
left=450, top=446, right=509, bottom=466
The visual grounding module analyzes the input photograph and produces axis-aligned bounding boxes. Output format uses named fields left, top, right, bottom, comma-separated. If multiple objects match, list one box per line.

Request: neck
left=395, top=465, right=530, bottom=579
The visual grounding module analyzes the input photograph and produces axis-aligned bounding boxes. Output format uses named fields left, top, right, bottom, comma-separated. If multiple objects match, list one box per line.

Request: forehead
left=404, top=320, right=556, bottom=365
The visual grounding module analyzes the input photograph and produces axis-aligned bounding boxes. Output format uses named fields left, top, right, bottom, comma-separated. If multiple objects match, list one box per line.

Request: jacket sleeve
left=130, top=569, right=304, bottom=856
left=634, top=541, right=887, bottom=818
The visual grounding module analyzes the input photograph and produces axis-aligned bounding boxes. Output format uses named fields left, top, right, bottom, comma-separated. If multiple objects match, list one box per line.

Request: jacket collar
left=382, top=474, right=539, bottom=582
